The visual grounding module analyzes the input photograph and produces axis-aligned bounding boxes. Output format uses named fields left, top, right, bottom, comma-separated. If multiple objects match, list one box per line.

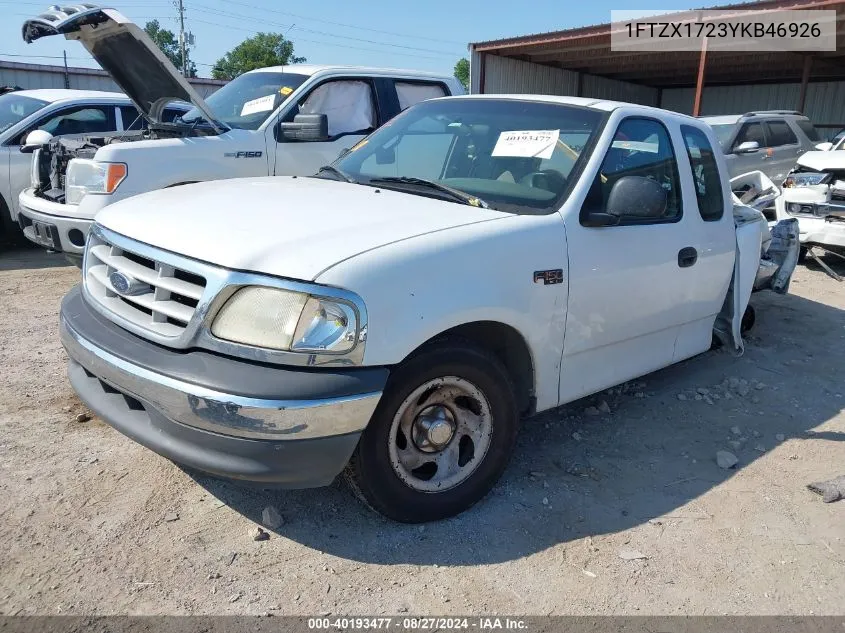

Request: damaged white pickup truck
left=774, top=146, right=845, bottom=260
left=60, top=95, right=799, bottom=522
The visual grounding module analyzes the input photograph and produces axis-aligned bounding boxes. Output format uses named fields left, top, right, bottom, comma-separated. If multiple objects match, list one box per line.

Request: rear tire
left=346, top=339, right=518, bottom=523
left=741, top=304, right=756, bottom=334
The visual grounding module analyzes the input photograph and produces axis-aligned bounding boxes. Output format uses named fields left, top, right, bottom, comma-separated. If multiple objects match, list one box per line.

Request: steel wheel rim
left=388, top=376, right=493, bottom=493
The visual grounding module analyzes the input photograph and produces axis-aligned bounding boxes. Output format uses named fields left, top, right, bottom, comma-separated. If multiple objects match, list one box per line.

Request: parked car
left=58, top=94, right=799, bottom=522
left=774, top=145, right=845, bottom=257
left=0, top=88, right=185, bottom=247
left=18, top=5, right=462, bottom=264
left=701, top=111, right=825, bottom=183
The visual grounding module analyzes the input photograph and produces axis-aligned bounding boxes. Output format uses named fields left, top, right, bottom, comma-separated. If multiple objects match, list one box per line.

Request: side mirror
left=734, top=140, right=760, bottom=154
left=20, top=129, right=53, bottom=154
left=583, top=176, right=667, bottom=227
left=814, top=142, right=834, bottom=151
left=279, top=114, right=329, bottom=142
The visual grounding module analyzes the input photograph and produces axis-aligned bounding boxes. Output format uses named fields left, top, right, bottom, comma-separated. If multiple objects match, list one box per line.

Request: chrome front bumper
left=61, top=317, right=381, bottom=441
left=60, top=287, right=385, bottom=486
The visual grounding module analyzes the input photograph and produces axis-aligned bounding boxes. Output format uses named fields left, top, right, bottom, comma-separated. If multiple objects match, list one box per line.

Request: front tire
left=346, top=339, right=518, bottom=523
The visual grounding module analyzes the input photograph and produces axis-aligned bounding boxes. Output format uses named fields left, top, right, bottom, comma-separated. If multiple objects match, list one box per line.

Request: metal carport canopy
left=469, top=0, right=845, bottom=116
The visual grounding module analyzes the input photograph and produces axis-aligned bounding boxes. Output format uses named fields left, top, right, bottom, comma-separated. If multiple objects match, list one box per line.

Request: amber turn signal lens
left=105, top=163, right=127, bottom=193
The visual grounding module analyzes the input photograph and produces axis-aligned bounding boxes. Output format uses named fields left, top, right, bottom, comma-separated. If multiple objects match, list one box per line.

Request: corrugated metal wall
left=580, top=73, right=658, bottom=106
left=661, top=80, right=845, bottom=128
left=469, top=53, right=658, bottom=106
left=0, top=60, right=226, bottom=97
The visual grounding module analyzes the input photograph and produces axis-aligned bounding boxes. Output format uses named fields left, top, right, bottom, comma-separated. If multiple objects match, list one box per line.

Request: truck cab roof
left=12, top=88, right=131, bottom=104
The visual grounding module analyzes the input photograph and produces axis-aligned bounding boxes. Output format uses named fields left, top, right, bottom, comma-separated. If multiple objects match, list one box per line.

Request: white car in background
left=0, top=88, right=184, bottom=247
left=17, top=5, right=462, bottom=264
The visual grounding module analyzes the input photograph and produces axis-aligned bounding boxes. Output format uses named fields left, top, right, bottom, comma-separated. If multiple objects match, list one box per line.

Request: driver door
left=559, top=116, right=696, bottom=403
left=273, top=79, right=379, bottom=177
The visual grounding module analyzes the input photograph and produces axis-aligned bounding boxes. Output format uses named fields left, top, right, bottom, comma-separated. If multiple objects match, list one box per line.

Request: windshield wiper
left=367, top=176, right=488, bottom=208
left=314, top=165, right=357, bottom=183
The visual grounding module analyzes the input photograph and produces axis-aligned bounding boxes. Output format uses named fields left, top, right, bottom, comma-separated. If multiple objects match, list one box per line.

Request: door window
left=395, top=81, right=447, bottom=111
left=297, top=80, right=376, bottom=138
left=120, top=106, right=145, bottom=130
left=764, top=120, right=798, bottom=146
left=582, top=117, right=682, bottom=223
left=37, top=106, right=115, bottom=136
left=796, top=119, right=820, bottom=142
left=120, top=105, right=187, bottom=130
left=681, top=125, right=724, bottom=221
left=733, top=121, right=765, bottom=149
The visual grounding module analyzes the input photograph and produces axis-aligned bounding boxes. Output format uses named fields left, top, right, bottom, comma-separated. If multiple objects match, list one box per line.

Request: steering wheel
left=519, top=169, right=567, bottom=193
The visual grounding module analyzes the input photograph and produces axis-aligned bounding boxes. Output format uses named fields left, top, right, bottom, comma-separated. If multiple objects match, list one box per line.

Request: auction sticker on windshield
left=241, top=94, right=277, bottom=116
left=492, top=130, right=560, bottom=159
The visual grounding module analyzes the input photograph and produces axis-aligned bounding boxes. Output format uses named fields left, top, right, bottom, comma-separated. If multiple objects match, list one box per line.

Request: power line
left=190, top=4, right=462, bottom=56
left=189, top=18, right=454, bottom=62
left=193, top=0, right=465, bottom=46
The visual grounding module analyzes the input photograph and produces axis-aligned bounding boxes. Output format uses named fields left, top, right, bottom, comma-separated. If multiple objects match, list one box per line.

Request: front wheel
left=346, top=340, right=518, bottom=523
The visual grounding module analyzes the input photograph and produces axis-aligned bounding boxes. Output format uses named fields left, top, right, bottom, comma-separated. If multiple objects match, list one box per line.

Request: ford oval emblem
left=109, top=271, right=149, bottom=296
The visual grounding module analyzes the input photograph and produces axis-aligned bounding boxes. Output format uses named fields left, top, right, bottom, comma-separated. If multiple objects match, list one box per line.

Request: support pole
left=62, top=50, right=70, bottom=89
left=178, top=0, right=187, bottom=76
left=798, top=55, right=813, bottom=113
left=692, top=36, right=708, bottom=117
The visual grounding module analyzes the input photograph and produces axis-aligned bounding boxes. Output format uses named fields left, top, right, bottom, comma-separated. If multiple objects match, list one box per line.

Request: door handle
left=678, top=246, right=698, bottom=268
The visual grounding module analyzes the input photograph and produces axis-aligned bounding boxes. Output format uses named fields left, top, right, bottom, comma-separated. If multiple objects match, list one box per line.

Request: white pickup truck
left=17, top=4, right=461, bottom=263
left=59, top=94, right=799, bottom=522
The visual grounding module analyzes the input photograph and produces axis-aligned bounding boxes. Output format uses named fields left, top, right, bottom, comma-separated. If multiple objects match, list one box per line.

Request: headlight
left=30, top=149, right=41, bottom=189
left=66, top=159, right=127, bottom=205
left=211, top=286, right=359, bottom=354
left=783, top=172, right=830, bottom=188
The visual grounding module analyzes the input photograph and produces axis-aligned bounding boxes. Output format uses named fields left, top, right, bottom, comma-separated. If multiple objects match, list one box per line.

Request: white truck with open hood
left=16, top=4, right=462, bottom=262
left=59, top=94, right=799, bottom=522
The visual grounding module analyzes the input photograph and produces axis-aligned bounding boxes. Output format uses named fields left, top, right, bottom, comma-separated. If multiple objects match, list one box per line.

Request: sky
left=0, top=0, right=699, bottom=78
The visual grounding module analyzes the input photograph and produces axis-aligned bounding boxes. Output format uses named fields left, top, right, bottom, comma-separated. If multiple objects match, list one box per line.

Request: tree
left=144, top=20, right=196, bottom=77
left=212, top=33, right=306, bottom=80
left=454, top=58, right=469, bottom=91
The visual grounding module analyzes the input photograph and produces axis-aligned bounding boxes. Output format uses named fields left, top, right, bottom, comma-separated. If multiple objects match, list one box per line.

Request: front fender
left=316, top=213, right=569, bottom=412
left=95, top=134, right=269, bottom=198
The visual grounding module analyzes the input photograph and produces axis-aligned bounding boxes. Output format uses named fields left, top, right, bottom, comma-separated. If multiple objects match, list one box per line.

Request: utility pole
left=177, top=0, right=187, bottom=76
left=62, top=50, right=70, bottom=88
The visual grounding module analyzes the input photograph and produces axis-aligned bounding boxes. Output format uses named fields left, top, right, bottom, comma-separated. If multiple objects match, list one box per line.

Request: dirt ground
left=0, top=246, right=843, bottom=617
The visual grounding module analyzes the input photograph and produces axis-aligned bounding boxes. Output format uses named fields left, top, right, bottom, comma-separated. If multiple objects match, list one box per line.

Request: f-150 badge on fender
left=223, top=151, right=263, bottom=158
left=534, top=269, right=563, bottom=285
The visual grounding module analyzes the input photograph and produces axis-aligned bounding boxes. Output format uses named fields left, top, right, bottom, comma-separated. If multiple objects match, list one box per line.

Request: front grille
left=84, top=231, right=207, bottom=338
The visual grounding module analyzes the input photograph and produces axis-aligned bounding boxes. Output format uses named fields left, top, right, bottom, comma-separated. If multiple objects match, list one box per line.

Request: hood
left=796, top=150, right=845, bottom=172
left=22, top=4, right=219, bottom=128
left=96, top=177, right=511, bottom=281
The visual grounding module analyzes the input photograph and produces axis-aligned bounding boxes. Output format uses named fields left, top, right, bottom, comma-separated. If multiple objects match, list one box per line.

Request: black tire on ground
left=345, top=338, right=519, bottom=523
left=741, top=304, right=756, bottom=334
left=798, top=246, right=808, bottom=264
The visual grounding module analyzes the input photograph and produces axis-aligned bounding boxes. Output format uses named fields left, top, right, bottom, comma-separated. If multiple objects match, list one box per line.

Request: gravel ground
left=0, top=246, right=843, bottom=616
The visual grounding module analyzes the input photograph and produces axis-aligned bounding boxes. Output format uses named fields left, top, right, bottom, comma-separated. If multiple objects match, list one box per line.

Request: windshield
left=0, top=93, right=49, bottom=135
left=708, top=123, right=736, bottom=150
left=181, top=71, right=308, bottom=130
left=333, top=98, right=604, bottom=214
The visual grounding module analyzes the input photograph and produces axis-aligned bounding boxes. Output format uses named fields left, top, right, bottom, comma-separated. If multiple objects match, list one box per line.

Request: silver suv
left=701, top=111, right=824, bottom=183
